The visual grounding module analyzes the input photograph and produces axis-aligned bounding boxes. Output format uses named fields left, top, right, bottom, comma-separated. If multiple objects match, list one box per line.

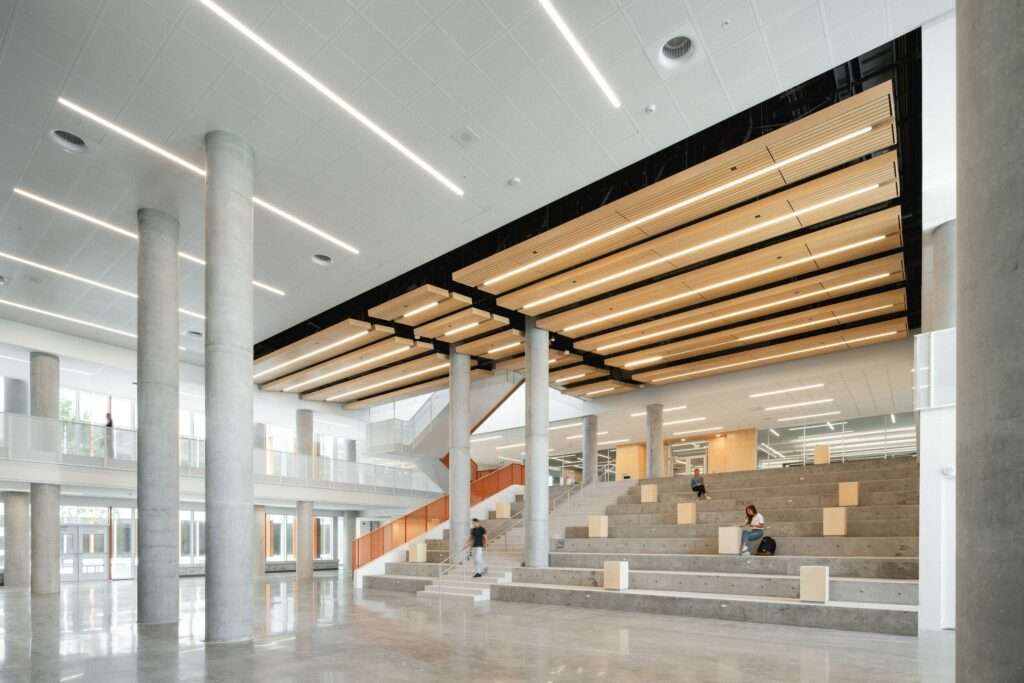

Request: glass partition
left=756, top=411, right=917, bottom=468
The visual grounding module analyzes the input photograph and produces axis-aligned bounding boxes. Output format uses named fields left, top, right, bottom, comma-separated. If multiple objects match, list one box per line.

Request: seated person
left=689, top=468, right=710, bottom=500
left=740, top=504, right=765, bottom=555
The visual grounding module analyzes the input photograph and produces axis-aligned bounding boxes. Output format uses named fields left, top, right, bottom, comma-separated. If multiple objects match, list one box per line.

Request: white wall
left=922, top=10, right=957, bottom=231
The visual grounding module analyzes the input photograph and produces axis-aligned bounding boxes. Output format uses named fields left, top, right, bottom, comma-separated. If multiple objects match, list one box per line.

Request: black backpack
left=756, top=537, right=776, bottom=556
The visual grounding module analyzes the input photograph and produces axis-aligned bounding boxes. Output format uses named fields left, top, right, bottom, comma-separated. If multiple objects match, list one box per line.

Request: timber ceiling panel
left=550, top=364, right=610, bottom=386
left=260, top=337, right=432, bottom=394
left=367, top=284, right=471, bottom=326
left=413, top=308, right=509, bottom=343
left=300, top=353, right=450, bottom=403
left=497, top=153, right=899, bottom=314
left=631, top=318, right=909, bottom=386
left=342, top=369, right=493, bottom=410
left=606, top=289, right=907, bottom=370
left=452, top=82, right=895, bottom=295
left=454, top=329, right=524, bottom=359
left=539, top=207, right=903, bottom=337
left=495, top=350, right=583, bottom=371
left=576, top=253, right=906, bottom=355
left=560, top=378, right=642, bottom=398
left=252, top=319, right=390, bottom=384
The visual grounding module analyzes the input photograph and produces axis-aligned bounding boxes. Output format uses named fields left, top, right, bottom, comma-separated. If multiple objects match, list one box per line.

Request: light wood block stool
left=718, top=526, right=743, bottom=554
left=588, top=515, right=609, bottom=538
left=603, top=561, right=629, bottom=591
left=823, top=507, right=848, bottom=536
left=800, top=565, right=830, bottom=603
left=640, top=484, right=658, bottom=503
left=814, top=444, right=831, bottom=465
left=838, top=481, right=859, bottom=506
left=494, top=502, right=512, bottom=519
left=676, top=502, right=697, bottom=525
left=408, top=543, right=427, bottom=563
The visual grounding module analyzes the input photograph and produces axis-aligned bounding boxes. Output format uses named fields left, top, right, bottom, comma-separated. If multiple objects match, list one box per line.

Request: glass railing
left=0, top=412, right=440, bottom=496
left=366, top=388, right=450, bottom=451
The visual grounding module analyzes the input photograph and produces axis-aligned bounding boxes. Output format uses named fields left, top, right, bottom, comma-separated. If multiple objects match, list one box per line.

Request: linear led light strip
left=596, top=271, right=892, bottom=353
left=523, top=184, right=881, bottom=310
left=586, top=387, right=616, bottom=396
left=253, top=330, right=370, bottom=380
left=57, top=98, right=359, bottom=255
left=565, top=431, right=607, bottom=440
left=765, top=398, right=835, bottom=412
left=750, top=383, right=825, bottom=398
left=401, top=301, right=439, bottom=320
left=13, top=188, right=285, bottom=296
left=565, top=234, right=890, bottom=334
left=470, top=434, right=503, bottom=443
left=598, top=438, right=629, bottom=446
left=198, top=0, right=462, bottom=197
left=0, top=354, right=92, bottom=375
left=325, top=361, right=449, bottom=401
left=674, top=425, right=724, bottom=436
left=555, top=372, right=588, bottom=383
left=443, top=321, right=480, bottom=338
left=777, top=410, right=841, bottom=422
left=649, top=330, right=900, bottom=383
left=488, top=341, right=521, bottom=354
left=537, top=0, right=620, bottom=108
left=629, top=405, right=686, bottom=417
left=282, top=346, right=413, bottom=392
left=484, top=125, right=875, bottom=288
left=0, top=249, right=205, bottom=320
left=496, top=442, right=526, bottom=450
left=664, top=416, right=706, bottom=426
left=0, top=298, right=136, bottom=338
left=549, top=422, right=583, bottom=431
left=621, top=302, right=897, bottom=369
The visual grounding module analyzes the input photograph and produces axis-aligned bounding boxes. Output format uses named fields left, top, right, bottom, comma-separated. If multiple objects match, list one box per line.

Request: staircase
left=490, top=458, right=921, bottom=635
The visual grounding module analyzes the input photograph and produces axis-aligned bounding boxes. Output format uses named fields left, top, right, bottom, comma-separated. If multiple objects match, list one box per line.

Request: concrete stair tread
left=541, top=566, right=918, bottom=584
left=550, top=550, right=916, bottom=559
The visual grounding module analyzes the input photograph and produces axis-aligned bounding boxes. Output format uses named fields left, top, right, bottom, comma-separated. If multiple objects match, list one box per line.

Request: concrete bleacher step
left=552, top=536, right=918, bottom=557
left=363, top=574, right=434, bottom=593
left=617, top=477, right=918, bottom=505
left=416, top=585, right=490, bottom=604
left=489, top=583, right=917, bottom=635
left=646, top=459, right=917, bottom=487
left=566, top=518, right=918, bottom=539
left=605, top=504, right=919, bottom=526
left=511, top=567, right=918, bottom=605
left=607, top=489, right=918, bottom=515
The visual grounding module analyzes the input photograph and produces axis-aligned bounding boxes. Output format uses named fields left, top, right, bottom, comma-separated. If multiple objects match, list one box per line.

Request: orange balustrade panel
left=351, top=462, right=523, bottom=570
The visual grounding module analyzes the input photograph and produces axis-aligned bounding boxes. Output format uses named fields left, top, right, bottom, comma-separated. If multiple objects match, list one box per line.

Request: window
left=179, top=510, right=205, bottom=565
left=316, top=517, right=334, bottom=560
left=267, top=425, right=294, bottom=453
left=179, top=510, right=193, bottom=565
left=268, top=514, right=296, bottom=561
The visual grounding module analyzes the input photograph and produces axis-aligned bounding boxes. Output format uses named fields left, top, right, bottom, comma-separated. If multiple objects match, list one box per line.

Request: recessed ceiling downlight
left=312, top=253, right=333, bottom=266
left=662, top=36, right=694, bottom=60
left=50, top=129, right=87, bottom=153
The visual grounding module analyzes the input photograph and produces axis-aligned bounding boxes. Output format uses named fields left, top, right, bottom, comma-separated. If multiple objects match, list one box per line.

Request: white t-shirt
left=749, top=513, right=765, bottom=527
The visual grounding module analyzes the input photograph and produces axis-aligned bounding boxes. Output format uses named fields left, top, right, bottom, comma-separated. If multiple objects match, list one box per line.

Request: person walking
left=470, top=518, right=488, bottom=578
left=690, top=468, right=710, bottom=500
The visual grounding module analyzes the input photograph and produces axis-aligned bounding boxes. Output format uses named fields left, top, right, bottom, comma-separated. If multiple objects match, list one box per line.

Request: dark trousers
left=692, top=484, right=706, bottom=498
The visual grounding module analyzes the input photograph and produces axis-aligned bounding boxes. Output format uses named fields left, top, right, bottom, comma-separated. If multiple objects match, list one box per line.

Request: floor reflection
left=0, top=574, right=953, bottom=682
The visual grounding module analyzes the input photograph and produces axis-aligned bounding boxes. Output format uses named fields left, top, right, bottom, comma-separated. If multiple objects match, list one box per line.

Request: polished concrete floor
left=0, top=574, right=953, bottom=682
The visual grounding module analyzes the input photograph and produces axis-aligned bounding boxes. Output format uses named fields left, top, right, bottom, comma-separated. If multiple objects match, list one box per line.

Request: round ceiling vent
left=661, top=35, right=694, bottom=61
left=50, top=129, right=88, bottom=153
left=312, top=253, right=333, bottom=266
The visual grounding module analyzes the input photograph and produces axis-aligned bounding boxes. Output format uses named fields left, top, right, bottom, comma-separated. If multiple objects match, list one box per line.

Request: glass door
left=111, top=508, right=135, bottom=579
left=77, top=526, right=108, bottom=580
left=60, top=527, right=77, bottom=580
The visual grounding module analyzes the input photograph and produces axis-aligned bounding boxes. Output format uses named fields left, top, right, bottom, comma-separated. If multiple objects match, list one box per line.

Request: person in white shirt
left=740, top=504, right=765, bottom=555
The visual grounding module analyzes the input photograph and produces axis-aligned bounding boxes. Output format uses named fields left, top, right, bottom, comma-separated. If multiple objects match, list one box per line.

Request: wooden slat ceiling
left=550, top=364, right=609, bottom=385
left=300, top=353, right=450, bottom=402
left=260, top=338, right=433, bottom=393
left=539, top=206, right=903, bottom=337
left=367, top=284, right=471, bottom=325
left=413, top=307, right=509, bottom=343
left=497, top=152, right=899, bottom=315
left=252, top=319, right=391, bottom=384
left=605, top=289, right=907, bottom=370
left=453, top=81, right=895, bottom=295
left=454, top=328, right=524, bottom=359
left=495, top=350, right=583, bottom=371
left=576, top=253, right=906, bottom=354
left=631, top=318, right=909, bottom=385
left=560, top=378, right=641, bottom=398
left=342, top=369, right=493, bottom=409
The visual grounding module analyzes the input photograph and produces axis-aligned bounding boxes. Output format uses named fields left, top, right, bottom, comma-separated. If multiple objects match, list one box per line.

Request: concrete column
left=252, top=505, right=266, bottom=578
left=296, top=409, right=314, bottom=456
left=922, top=221, right=957, bottom=331
left=645, top=404, right=664, bottom=479
left=448, top=351, right=471, bottom=560
left=581, top=415, right=598, bottom=485
left=957, top=3, right=1024, bottom=679
left=342, top=510, right=357, bottom=582
left=296, top=501, right=313, bottom=580
left=2, top=491, right=30, bottom=587
left=29, top=352, right=60, bottom=453
left=253, top=423, right=267, bottom=450
left=135, top=208, right=180, bottom=625
left=524, top=318, right=549, bottom=568
left=4, top=378, right=28, bottom=414
left=29, top=483, right=59, bottom=594
left=203, top=130, right=255, bottom=643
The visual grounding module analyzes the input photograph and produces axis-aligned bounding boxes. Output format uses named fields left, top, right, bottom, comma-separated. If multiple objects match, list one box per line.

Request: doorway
left=60, top=525, right=109, bottom=581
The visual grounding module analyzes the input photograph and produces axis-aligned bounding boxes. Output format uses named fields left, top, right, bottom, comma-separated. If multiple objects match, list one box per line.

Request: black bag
left=756, top=536, right=776, bottom=556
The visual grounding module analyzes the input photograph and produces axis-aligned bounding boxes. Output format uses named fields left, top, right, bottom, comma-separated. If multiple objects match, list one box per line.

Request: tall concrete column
left=29, top=483, right=59, bottom=594
left=296, top=409, right=314, bottom=456
left=448, top=352, right=471, bottom=559
left=296, top=501, right=313, bottom=580
left=253, top=423, right=267, bottom=449
left=4, top=378, right=28, bottom=414
left=2, top=492, right=29, bottom=587
left=342, top=510, right=358, bottom=582
left=203, top=130, right=255, bottom=643
left=645, top=404, right=664, bottom=479
left=524, top=318, right=549, bottom=568
left=252, top=505, right=266, bottom=578
left=581, top=415, right=598, bottom=485
left=30, top=352, right=60, bottom=453
left=136, top=208, right=180, bottom=625
left=957, top=2, right=1024, bottom=678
